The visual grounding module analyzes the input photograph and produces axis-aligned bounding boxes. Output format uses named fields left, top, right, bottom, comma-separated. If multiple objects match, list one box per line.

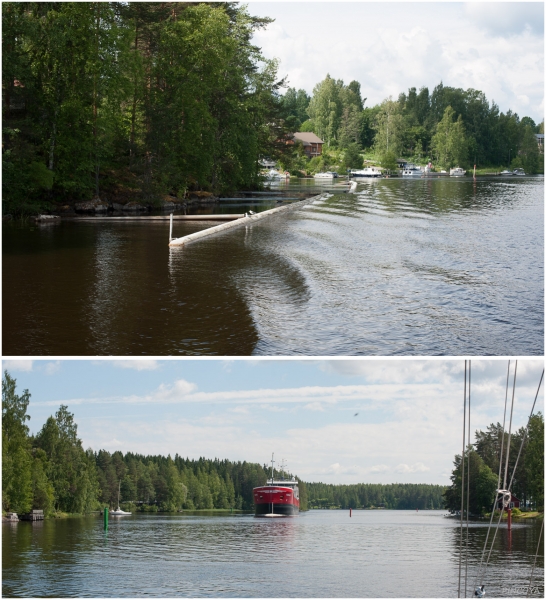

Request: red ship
left=253, top=454, right=300, bottom=517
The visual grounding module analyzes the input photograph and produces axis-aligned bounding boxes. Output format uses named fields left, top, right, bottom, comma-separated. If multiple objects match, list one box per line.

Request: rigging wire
left=474, top=360, right=511, bottom=589
left=477, top=366, right=544, bottom=590
left=503, top=362, right=518, bottom=491
left=458, top=360, right=467, bottom=598
left=480, top=361, right=518, bottom=582
left=465, top=360, right=471, bottom=598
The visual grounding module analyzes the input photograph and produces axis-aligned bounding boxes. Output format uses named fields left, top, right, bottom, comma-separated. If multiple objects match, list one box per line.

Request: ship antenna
left=270, top=453, right=275, bottom=484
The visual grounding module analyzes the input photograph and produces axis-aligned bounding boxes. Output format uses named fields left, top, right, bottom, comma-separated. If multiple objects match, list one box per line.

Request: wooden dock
left=20, top=510, right=44, bottom=521
left=70, top=214, right=245, bottom=222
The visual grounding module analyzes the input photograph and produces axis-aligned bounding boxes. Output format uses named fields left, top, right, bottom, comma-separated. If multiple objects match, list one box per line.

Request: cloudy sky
left=248, top=2, right=544, bottom=123
left=3, top=359, right=543, bottom=486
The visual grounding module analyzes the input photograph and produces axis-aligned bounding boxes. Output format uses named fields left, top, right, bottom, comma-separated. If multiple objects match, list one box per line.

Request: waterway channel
left=2, top=177, right=543, bottom=355
left=2, top=510, right=543, bottom=597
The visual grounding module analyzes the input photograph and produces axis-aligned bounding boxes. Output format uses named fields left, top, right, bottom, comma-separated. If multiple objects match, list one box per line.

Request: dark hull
left=254, top=502, right=299, bottom=517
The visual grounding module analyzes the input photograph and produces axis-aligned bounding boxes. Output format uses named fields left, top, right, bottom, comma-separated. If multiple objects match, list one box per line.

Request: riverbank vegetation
left=4, top=372, right=543, bottom=518
left=306, top=483, right=446, bottom=510
left=280, top=76, right=544, bottom=176
left=443, top=416, right=544, bottom=515
left=2, top=371, right=308, bottom=516
left=4, top=4, right=544, bottom=217
left=2, top=2, right=290, bottom=216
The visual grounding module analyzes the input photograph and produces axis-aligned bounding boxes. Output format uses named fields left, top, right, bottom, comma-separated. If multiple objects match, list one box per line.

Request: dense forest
left=443, top=416, right=544, bottom=515
left=2, top=2, right=289, bottom=215
left=4, top=371, right=450, bottom=517
left=3, top=3, right=544, bottom=217
left=279, top=77, right=544, bottom=175
left=2, top=371, right=308, bottom=515
left=306, top=482, right=446, bottom=510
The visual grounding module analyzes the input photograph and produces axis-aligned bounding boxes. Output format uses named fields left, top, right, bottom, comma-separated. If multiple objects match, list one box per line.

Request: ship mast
left=270, top=453, right=275, bottom=484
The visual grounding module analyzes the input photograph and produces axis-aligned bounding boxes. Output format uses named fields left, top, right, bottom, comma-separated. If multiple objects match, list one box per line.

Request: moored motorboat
left=500, top=170, right=513, bottom=176
left=402, top=167, right=422, bottom=177
left=314, top=172, right=335, bottom=179
left=449, top=167, right=466, bottom=177
left=349, top=166, right=382, bottom=178
left=513, top=168, right=526, bottom=176
left=254, top=454, right=300, bottom=517
left=264, top=169, right=289, bottom=181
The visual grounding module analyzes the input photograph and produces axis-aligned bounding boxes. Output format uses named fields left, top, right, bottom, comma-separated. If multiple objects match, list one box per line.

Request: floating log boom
left=169, top=194, right=322, bottom=247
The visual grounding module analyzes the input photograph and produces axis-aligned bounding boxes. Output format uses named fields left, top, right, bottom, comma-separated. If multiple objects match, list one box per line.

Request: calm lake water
left=2, top=510, right=543, bottom=597
left=3, top=177, right=543, bottom=356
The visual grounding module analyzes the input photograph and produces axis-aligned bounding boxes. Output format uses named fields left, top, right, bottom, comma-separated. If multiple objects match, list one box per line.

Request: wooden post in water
left=350, top=508, right=352, bottom=517
left=169, top=213, right=173, bottom=242
left=104, top=507, right=108, bottom=531
left=507, top=507, right=511, bottom=530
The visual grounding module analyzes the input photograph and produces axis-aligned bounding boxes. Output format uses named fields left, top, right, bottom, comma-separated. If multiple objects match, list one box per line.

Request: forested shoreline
left=279, top=77, right=544, bottom=176
left=443, top=417, right=544, bottom=514
left=3, top=2, right=544, bottom=217
left=4, top=371, right=451, bottom=517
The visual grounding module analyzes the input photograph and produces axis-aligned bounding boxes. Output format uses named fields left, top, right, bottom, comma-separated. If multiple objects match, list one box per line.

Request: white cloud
left=304, top=402, right=326, bottom=411
left=44, top=362, right=61, bottom=375
left=113, top=360, right=159, bottom=371
left=3, top=360, right=34, bottom=372
left=250, top=2, right=544, bottom=122
left=395, top=463, right=430, bottom=474
left=370, top=464, right=389, bottom=474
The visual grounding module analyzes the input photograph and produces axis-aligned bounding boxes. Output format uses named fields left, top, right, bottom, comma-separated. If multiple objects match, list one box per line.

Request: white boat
left=450, top=167, right=466, bottom=177
left=513, top=168, right=526, bottom=176
left=111, top=481, right=132, bottom=515
left=264, top=169, right=288, bottom=181
left=314, top=172, right=335, bottom=179
left=500, top=170, right=513, bottom=176
left=110, top=507, right=132, bottom=516
left=350, top=167, right=382, bottom=178
left=402, top=167, right=422, bottom=177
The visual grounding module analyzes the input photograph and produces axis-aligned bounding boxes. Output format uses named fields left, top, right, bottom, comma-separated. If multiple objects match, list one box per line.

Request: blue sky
left=248, top=2, right=544, bottom=123
left=3, top=359, right=543, bottom=486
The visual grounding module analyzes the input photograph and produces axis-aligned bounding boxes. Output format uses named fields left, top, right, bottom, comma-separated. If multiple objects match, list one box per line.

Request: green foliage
left=281, top=87, right=311, bottom=131
left=2, top=2, right=286, bottom=211
left=342, top=143, right=363, bottom=171
left=34, top=406, right=99, bottom=514
left=299, top=120, right=316, bottom=133
left=525, top=414, right=544, bottom=510
left=380, top=151, right=398, bottom=172
left=431, top=106, right=468, bottom=169
left=373, top=97, right=406, bottom=157
left=2, top=371, right=33, bottom=514
left=31, top=449, right=55, bottom=516
left=306, top=75, right=364, bottom=149
left=443, top=448, right=498, bottom=515
left=306, top=483, right=446, bottom=510
left=448, top=415, right=544, bottom=513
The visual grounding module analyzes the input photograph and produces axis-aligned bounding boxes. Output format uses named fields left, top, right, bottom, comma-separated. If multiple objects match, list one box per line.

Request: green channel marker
left=104, top=507, right=108, bottom=531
